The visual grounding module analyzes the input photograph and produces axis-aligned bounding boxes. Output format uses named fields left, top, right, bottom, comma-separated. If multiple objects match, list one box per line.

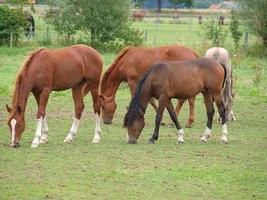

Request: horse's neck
left=103, top=68, right=122, bottom=99
left=13, top=78, right=32, bottom=113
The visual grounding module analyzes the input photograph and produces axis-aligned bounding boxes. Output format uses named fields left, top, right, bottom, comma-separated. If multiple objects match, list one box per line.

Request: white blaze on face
left=10, top=118, right=17, bottom=145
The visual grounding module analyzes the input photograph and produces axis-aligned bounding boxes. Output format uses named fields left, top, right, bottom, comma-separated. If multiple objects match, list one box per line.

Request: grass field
left=0, top=20, right=267, bottom=199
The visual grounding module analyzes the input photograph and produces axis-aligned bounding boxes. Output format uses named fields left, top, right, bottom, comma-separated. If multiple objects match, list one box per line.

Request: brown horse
left=100, top=45, right=198, bottom=127
left=123, top=58, right=230, bottom=145
left=6, top=44, right=103, bottom=148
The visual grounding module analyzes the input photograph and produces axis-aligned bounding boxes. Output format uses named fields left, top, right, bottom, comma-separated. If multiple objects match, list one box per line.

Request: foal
left=124, top=58, right=230, bottom=144
left=6, top=44, right=103, bottom=148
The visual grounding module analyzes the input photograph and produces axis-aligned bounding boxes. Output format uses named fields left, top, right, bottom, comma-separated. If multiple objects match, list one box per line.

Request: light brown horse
left=205, top=47, right=236, bottom=121
left=6, top=44, right=103, bottom=148
left=100, top=45, right=198, bottom=127
left=124, top=58, right=230, bottom=145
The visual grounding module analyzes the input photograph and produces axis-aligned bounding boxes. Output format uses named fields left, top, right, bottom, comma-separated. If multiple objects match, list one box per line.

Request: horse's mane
left=11, top=48, right=45, bottom=107
left=100, top=47, right=132, bottom=93
left=123, top=63, right=162, bottom=128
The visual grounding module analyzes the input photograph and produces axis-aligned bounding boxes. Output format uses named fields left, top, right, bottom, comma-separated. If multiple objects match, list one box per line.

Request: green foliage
left=45, top=0, right=143, bottom=51
left=0, top=5, right=27, bottom=46
left=204, top=18, right=228, bottom=47
left=169, top=0, right=193, bottom=8
left=229, top=10, right=243, bottom=50
left=237, top=0, right=267, bottom=47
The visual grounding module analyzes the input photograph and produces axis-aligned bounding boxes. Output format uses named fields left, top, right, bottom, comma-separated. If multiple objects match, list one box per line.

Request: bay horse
left=123, top=58, right=230, bottom=145
left=6, top=44, right=103, bottom=148
left=205, top=47, right=236, bottom=121
left=100, top=45, right=198, bottom=127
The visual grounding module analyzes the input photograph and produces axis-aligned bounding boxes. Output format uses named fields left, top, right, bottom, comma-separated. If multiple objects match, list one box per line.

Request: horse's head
left=123, top=107, right=145, bottom=144
left=99, top=94, right=117, bottom=124
left=6, top=104, right=25, bottom=147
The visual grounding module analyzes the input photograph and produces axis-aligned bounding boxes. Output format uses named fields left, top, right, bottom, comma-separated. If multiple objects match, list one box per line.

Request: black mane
left=123, top=62, right=163, bottom=128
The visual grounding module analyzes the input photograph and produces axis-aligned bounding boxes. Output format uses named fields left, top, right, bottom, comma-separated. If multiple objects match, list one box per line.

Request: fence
left=0, top=19, right=251, bottom=50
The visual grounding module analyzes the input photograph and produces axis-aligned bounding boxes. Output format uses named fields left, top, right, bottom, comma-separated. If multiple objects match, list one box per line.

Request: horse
left=123, top=58, right=230, bottom=145
left=6, top=44, right=103, bottom=148
left=24, top=12, right=35, bottom=39
left=205, top=47, right=236, bottom=121
left=100, top=45, right=198, bottom=127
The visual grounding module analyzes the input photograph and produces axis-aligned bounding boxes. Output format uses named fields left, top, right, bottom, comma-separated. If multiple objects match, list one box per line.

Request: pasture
left=0, top=17, right=267, bottom=199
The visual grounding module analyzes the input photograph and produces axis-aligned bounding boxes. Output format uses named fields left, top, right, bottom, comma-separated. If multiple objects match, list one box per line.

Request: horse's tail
left=82, top=81, right=90, bottom=97
left=123, top=63, right=161, bottom=128
left=100, top=46, right=132, bottom=93
left=220, top=63, right=232, bottom=121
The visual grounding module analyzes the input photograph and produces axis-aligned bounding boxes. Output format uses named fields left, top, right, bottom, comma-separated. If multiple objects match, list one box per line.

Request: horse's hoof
left=31, top=143, right=39, bottom=148
left=64, top=138, right=73, bottom=143
left=40, top=138, right=48, bottom=144
left=168, top=123, right=174, bottom=128
left=177, top=139, right=184, bottom=144
left=201, top=138, right=207, bottom=143
left=220, top=139, right=228, bottom=144
left=160, top=122, right=166, bottom=126
left=92, top=138, right=100, bottom=144
left=148, top=138, right=155, bottom=144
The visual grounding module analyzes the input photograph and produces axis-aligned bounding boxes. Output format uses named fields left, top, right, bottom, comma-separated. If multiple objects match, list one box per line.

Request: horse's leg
left=31, top=88, right=50, bottom=148
left=148, top=97, right=166, bottom=144
left=200, top=92, right=215, bottom=143
left=169, top=99, right=185, bottom=127
left=214, top=93, right=228, bottom=144
left=64, top=84, right=84, bottom=143
left=186, top=96, right=195, bottom=128
left=230, top=109, right=237, bottom=121
left=33, top=91, right=49, bottom=144
left=91, top=87, right=101, bottom=144
left=165, top=98, right=185, bottom=144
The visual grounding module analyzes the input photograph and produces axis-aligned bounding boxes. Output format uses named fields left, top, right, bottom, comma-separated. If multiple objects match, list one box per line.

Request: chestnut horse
left=205, top=47, right=236, bottom=121
left=6, top=44, right=103, bottom=148
left=100, top=45, right=198, bottom=127
left=124, top=58, right=230, bottom=144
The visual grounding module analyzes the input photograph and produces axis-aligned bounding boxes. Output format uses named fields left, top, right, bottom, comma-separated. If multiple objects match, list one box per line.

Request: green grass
left=1, top=24, right=267, bottom=200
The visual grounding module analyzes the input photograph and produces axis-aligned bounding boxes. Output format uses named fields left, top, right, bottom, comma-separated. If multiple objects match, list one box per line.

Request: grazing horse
left=6, top=44, right=103, bottom=148
left=100, top=45, right=198, bottom=127
left=205, top=47, right=236, bottom=121
left=124, top=58, right=230, bottom=145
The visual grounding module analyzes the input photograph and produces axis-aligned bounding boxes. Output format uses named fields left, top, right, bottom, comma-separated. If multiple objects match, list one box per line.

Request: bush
left=0, top=5, right=27, bottom=46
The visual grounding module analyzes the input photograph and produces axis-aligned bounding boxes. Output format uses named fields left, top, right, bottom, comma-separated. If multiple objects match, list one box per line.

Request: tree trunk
left=263, top=35, right=267, bottom=47
left=157, top=0, right=161, bottom=13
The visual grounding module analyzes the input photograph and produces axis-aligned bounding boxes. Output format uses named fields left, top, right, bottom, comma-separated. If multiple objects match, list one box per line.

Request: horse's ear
left=6, top=104, right=12, bottom=113
left=17, top=106, right=22, bottom=114
left=99, top=94, right=105, bottom=101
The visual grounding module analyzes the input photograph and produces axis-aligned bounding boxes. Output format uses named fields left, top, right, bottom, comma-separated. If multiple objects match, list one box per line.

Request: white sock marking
left=10, top=118, right=16, bottom=146
left=31, top=117, right=43, bottom=148
left=40, top=116, right=49, bottom=143
left=92, top=113, right=101, bottom=143
left=177, top=129, right=185, bottom=144
left=201, top=127, right=212, bottom=143
left=221, top=123, right=228, bottom=143
left=64, top=117, right=80, bottom=142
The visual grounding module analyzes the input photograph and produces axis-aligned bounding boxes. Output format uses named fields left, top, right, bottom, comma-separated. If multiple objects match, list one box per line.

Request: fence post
left=144, top=30, right=147, bottom=44
left=10, top=32, right=13, bottom=47
left=243, top=32, right=248, bottom=49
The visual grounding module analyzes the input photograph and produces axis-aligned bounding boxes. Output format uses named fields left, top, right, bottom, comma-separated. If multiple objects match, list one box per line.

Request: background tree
left=0, top=5, right=27, bottom=45
left=45, top=0, right=143, bottom=51
left=237, top=0, right=267, bottom=47
left=229, top=9, right=243, bottom=50
left=169, top=0, right=193, bottom=9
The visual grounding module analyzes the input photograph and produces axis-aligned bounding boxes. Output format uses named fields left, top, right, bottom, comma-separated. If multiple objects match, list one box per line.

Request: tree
left=169, top=0, right=193, bottom=9
left=229, top=9, right=242, bottom=50
left=0, top=5, right=27, bottom=45
left=45, top=0, right=143, bottom=51
left=237, top=0, right=267, bottom=47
